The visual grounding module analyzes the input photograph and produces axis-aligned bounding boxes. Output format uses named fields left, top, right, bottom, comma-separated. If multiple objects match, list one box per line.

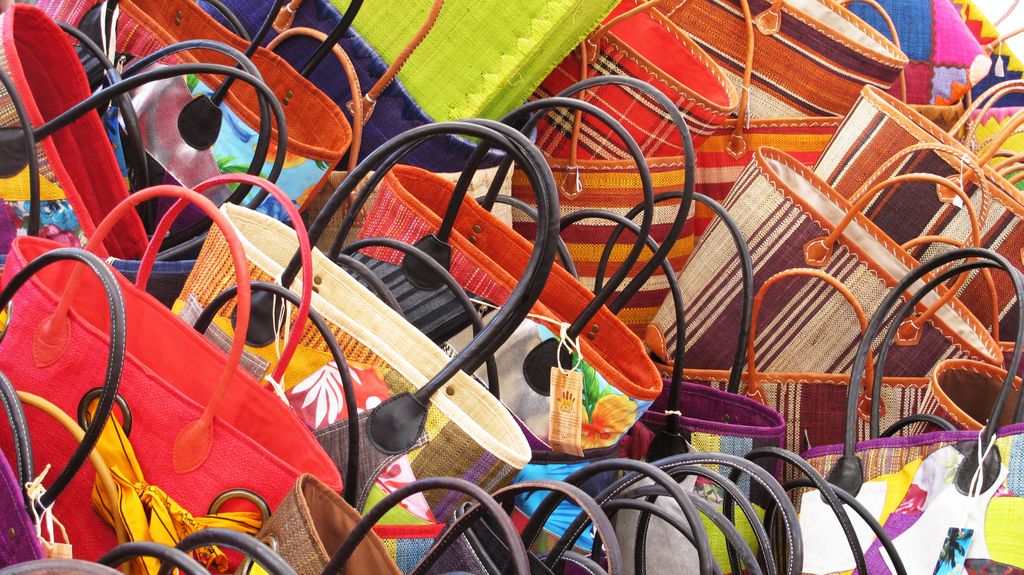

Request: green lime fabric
left=332, top=0, right=618, bottom=120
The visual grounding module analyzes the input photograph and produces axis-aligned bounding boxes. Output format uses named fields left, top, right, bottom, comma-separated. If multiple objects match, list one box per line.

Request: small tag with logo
left=549, top=367, right=584, bottom=456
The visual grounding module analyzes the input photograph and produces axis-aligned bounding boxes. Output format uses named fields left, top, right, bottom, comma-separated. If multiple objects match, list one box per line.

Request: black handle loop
left=340, top=237, right=499, bottom=397
left=323, top=99, right=632, bottom=307
left=599, top=192, right=753, bottom=396
left=98, top=541, right=207, bottom=575
left=474, top=76, right=695, bottom=331
left=418, top=479, right=621, bottom=575
left=831, top=248, right=1024, bottom=495
left=781, top=478, right=907, bottom=575
left=57, top=22, right=149, bottom=196
left=120, top=40, right=282, bottom=214
left=629, top=452, right=801, bottom=575
left=193, top=281, right=360, bottom=504
left=0, top=560, right=121, bottom=575
left=600, top=499, right=699, bottom=570
left=288, top=121, right=557, bottom=454
left=298, top=0, right=364, bottom=77
left=0, top=248, right=126, bottom=510
left=196, top=0, right=251, bottom=40
left=474, top=193, right=578, bottom=279
left=170, top=528, right=297, bottom=575
left=0, top=65, right=39, bottom=237
left=333, top=253, right=405, bottom=316
left=323, top=476, right=530, bottom=575
left=745, top=446, right=859, bottom=574
left=880, top=414, right=957, bottom=437
left=0, top=371, right=34, bottom=498
left=524, top=458, right=713, bottom=575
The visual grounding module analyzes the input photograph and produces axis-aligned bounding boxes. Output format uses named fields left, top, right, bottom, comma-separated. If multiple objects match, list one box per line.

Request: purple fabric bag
left=0, top=369, right=44, bottom=568
left=203, top=0, right=502, bottom=173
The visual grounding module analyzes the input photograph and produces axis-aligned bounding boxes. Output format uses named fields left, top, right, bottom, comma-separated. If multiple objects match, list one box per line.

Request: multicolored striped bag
left=0, top=5, right=146, bottom=258
left=813, top=85, right=1024, bottom=359
left=513, top=1, right=739, bottom=332
left=40, top=0, right=352, bottom=211
left=656, top=0, right=906, bottom=141
left=650, top=147, right=1002, bottom=456
left=844, top=0, right=990, bottom=105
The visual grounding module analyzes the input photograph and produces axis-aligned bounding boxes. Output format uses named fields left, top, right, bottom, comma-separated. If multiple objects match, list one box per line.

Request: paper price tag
left=549, top=367, right=584, bottom=456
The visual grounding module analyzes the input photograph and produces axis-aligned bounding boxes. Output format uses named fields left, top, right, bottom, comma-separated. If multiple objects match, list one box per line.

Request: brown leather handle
left=836, top=0, right=907, bottom=103
left=953, top=80, right=1024, bottom=148
left=899, top=236, right=1002, bottom=342
left=744, top=268, right=877, bottom=419
left=805, top=172, right=984, bottom=345
left=267, top=26, right=364, bottom=170
left=978, top=108, right=1024, bottom=166
left=18, top=392, right=128, bottom=551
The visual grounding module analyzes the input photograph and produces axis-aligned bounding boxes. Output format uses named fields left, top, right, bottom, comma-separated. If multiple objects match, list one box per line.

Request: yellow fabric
left=89, top=410, right=262, bottom=574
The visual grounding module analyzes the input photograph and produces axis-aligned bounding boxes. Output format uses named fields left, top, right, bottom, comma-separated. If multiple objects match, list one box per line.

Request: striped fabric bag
left=648, top=146, right=1001, bottom=455
left=813, top=85, right=1024, bottom=358
left=511, top=0, right=737, bottom=335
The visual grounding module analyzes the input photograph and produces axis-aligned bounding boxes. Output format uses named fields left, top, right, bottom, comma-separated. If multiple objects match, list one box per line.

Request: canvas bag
left=0, top=5, right=146, bottom=259
left=0, top=185, right=342, bottom=562
left=39, top=0, right=351, bottom=212
left=650, top=147, right=1003, bottom=455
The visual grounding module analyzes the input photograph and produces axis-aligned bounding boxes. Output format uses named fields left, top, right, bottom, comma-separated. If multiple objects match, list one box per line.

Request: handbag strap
left=339, top=237, right=500, bottom=398
left=525, top=458, right=713, bottom=575
left=744, top=268, right=877, bottom=415
left=267, top=26, right=363, bottom=170
left=804, top=173, right=987, bottom=347
left=0, top=370, right=33, bottom=490
left=951, top=80, right=1024, bottom=147
left=193, top=281, right=361, bottom=505
left=170, top=528, right=297, bottom=575
left=98, top=542, right=206, bottom=575
left=16, top=391, right=127, bottom=548
left=142, top=173, right=312, bottom=386
left=0, top=65, right=39, bottom=236
left=421, top=479, right=622, bottom=575
left=324, top=477, right=530, bottom=575
left=293, top=121, right=558, bottom=454
left=832, top=248, right=1024, bottom=495
left=0, top=248, right=125, bottom=509
left=57, top=185, right=253, bottom=475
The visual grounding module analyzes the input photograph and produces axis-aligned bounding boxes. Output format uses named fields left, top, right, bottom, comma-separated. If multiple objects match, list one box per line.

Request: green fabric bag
left=331, top=0, right=618, bottom=121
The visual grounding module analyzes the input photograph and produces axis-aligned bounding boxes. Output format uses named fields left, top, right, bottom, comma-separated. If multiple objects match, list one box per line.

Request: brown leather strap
left=953, top=80, right=1024, bottom=149
left=744, top=269, right=876, bottom=418
left=267, top=26, right=364, bottom=170
left=273, top=0, right=303, bottom=31
left=836, top=0, right=907, bottom=102
left=18, top=392, right=128, bottom=552
left=899, top=236, right=1002, bottom=342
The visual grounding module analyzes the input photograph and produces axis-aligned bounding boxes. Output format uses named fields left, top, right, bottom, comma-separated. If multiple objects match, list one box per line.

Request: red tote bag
left=0, top=182, right=340, bottom=563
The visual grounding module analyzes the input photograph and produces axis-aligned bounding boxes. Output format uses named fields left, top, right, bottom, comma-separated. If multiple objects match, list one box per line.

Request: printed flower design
left=376, top=456, right=435, bottom=524
left=581, top=393, right=639, bottom=449
left=289, top=362, right=389, bottom=429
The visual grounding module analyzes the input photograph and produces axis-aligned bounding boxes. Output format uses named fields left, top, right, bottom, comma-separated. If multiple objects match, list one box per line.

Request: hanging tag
left=932, top=527, right=975, bottom=575
left=549, top=367, right=584, bottom=456
left=41, top=540, right=73, bottom=560
left=996, top=55, right=1006, bottom=78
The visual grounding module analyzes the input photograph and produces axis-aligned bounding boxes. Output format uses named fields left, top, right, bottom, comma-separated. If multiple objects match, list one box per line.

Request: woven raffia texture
left=330, top=0, right=618, bottom=121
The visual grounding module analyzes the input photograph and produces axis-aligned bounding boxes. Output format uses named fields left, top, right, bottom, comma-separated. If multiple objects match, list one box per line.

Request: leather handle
left=193, top=281, right=360, bottom=505
left=324, top=477, right=530, bottom=575
left=18, top=391, right=127, bottom=547
left=604, top=192, right=752, bottom=395
left=527, top=458, right=713, bottom=575
left=267, top=26, right=364, bottom=170
left=298, top=0, right=364, bottom=77
left=0, top=248, right=125, bottom=509
left=170, top=528, right=297, bottom=575
left=0, top=371, right=33, bottom=490
left=296, top=120, right=559, bottom=455
left=745, top=268, right=877, bottom=418
left=60, top=186, right=253, bottom=474
left=98, top=542, right=206, bottom=575
left=899, top=235, right=1002, bottom=342
left=417, top=479, right=621, bottom=575
left=806, top=172, right=987, bottom=349
left=142, top=174, right=312, bottom=386
left=834, top=248, right=1024, bottom=495
left=836, top=0, right=906, bottom=102
left=974, top=107, right=1024, bottom=166
left=645, top=452, right=801, bottom=575
left=953, top=80, right=1024, bottom=147
left=340, top=237, right=500, bottom=400
left=0, top=62, right=40, bottom=236
left=475, top=194, right=579, bottom=278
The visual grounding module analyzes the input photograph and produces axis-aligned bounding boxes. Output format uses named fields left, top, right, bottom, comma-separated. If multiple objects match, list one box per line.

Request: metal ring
left=77, top=388, right=132, bottom=437
left=238, top=535, right=279, bottom=575
left=207, top=488, right=271, bottom=523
